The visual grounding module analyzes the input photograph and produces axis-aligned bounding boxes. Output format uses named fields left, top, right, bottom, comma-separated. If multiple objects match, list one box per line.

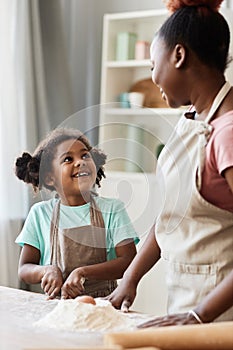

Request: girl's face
left=48, top=139, right=97, bottom=206
left=150, top=36, right=188, bottom=108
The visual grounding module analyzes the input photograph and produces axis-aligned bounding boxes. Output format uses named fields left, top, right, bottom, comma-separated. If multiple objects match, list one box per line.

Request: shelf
left=103, top=107, right=184, bottom=116
left=106, top=59, right=151, bottom=68
left=104, top=9, right=167, bottom=21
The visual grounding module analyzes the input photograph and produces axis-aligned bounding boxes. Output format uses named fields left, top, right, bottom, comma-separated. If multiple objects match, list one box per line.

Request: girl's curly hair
left=15, top=128, right=106, bottom=192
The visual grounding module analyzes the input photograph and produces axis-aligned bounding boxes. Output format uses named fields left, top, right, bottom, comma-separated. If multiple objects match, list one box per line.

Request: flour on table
left=34, top=298, right=137, bottom=332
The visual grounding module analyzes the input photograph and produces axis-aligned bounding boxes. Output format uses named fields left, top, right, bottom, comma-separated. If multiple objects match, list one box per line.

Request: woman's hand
left=61, top=268, right=85, bottom=299
left=138, top=312, right=200, bottom=328
left=106, top=277, right=137, bottom=312
left=41, top=265, right=63, bottom=299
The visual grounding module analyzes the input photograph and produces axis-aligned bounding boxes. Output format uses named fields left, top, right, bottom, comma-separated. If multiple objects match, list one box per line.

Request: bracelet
left=188, top=310, right=203, bottom=324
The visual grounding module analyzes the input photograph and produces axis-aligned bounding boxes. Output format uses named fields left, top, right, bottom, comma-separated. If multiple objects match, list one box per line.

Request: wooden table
left=0, top=286, right=152, bottom=350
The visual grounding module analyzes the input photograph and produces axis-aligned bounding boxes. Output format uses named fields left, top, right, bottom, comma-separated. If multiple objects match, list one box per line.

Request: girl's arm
left=61, top=238, right=137, bottom=299
left=18, top=244, right=63, bottom=298
left=77, top=238, right=137, bottom=280
left=18, top=244, right=44, bottom=283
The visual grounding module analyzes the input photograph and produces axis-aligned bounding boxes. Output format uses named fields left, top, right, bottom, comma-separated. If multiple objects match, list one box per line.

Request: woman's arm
left=18, top=244, right=63, bottom=298
left=194, top=269, right=233, bottom=322
left=139, top=167, right=233, bottom=327
left=195, top=165, right=233, bottom=321
left=107, top=224, right=161, bottom=311
left=139, top=269, right=233, bottom=328
left=224, top=166, right=233, bottom=193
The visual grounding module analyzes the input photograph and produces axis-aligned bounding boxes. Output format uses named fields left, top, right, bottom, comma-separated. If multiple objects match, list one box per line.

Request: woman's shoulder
left=211, top=111, right=233, bottom=139
left=212, top=110, right=233, bottom=126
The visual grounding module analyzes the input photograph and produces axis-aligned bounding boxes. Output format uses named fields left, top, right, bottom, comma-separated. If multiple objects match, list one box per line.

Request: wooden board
left=104, top=322, right=233, bottom=350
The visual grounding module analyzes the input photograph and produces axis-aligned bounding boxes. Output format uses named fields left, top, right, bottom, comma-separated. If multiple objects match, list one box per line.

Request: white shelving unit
left=99, top=9, right=183, bottom=174
left=98, top=9, right=182, bottom=315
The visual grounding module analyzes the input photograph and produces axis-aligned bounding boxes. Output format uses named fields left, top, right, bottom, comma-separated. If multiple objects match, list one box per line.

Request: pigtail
left=90, top=148, right=107, bottom=187
left=15, top=152, right=40, bottom=191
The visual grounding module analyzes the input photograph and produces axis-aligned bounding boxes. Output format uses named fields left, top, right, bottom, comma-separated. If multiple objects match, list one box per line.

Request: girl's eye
left=151, top=66, right=154, bottom=71
left=82, top=152, right=91, bottom=159
left=63, top=156, right=73, bottom=163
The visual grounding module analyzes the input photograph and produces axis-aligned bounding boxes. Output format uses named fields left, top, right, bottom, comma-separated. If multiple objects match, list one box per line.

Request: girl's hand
left=61, top=268, right=85, bottom=299
left=106, top=277, right=137, bottom=312
left=41, top=265, right=63, bottom=299
left=137, top=312, right=200, bottom=328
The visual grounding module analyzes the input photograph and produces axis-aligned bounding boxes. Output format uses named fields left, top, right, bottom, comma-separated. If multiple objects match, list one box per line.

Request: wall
left=39, top=0, right=233, bottom=140
left=45, top=0, right=164, bottom=139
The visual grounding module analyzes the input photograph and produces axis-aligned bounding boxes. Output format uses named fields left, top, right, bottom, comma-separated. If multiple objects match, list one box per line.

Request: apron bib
left=156, top=82, right=233, bottom=321
left=50, top=198, right=117, bottom=297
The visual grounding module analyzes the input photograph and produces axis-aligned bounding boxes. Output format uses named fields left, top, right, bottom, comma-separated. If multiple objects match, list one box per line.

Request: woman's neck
left=191, top=77, right=226, bottom=121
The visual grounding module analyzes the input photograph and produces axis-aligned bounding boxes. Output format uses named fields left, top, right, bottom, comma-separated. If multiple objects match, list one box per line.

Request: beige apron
left=50, top=197, right=117, bottom=297
left=156, top=82, right=233, bottom=321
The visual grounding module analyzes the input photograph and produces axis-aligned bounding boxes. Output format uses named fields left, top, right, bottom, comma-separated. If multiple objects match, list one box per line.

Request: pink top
left=201, top=111, right=233, bottom=213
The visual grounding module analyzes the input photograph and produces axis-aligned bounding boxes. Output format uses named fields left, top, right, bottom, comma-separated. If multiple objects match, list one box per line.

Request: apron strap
left=50, top=199, right=60, bottom=265
left=205, top=81, right=231, bottom=123
left=90, top=195, right=105, bottom=229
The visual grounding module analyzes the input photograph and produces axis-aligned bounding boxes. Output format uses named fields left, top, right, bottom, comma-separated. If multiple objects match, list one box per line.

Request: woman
left=107, top=0, right=233, bottom=326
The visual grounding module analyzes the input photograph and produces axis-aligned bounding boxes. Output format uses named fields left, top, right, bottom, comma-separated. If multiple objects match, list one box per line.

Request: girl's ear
left=44, top=173, right=55, bottom=187
left=173, top=44, right=186, bottom=68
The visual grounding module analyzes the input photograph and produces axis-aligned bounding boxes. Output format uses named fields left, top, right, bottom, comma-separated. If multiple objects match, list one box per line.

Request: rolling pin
left=104, top=321, right=233, bottom=350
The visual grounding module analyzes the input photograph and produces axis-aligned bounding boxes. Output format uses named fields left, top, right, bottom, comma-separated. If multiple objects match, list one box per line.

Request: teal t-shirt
left=15, top=196, right=139, bottom=265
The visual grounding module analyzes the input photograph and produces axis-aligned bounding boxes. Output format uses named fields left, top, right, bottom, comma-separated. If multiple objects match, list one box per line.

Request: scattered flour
left=34, top=298, right=137, bottom=332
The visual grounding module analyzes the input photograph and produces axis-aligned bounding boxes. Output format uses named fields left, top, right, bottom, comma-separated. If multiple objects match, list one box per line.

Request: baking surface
left=0, top=286, right=151, bottom=350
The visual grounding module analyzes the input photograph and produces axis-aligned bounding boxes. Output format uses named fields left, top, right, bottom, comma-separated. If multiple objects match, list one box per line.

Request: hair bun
left=16, top=152, right=32, bottom=167
left=15, top=152, right=40, bottom=187
left=165, top=0, right=223, bottom=13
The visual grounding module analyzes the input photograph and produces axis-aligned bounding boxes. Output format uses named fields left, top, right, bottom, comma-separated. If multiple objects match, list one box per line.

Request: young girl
left=108, top=0, right=233, bottom=325
left=15, top=128, right=138, bottom=299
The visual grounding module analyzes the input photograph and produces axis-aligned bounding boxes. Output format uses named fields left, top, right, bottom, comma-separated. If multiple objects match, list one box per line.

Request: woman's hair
left=159, top=0, right=231, bottom=72
left=15, top=128, right=107, bottom=192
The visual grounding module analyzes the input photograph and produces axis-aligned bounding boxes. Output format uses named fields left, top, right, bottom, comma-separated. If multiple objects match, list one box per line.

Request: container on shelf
left=128, top=92, right=144, bottom=108
left=135, top=40, right=151, bottom=60
left=125, top=124, right=144, bottom=172
left=116, top=32, right=137, bottom=61
left=119, top=92, right=130, bottom=108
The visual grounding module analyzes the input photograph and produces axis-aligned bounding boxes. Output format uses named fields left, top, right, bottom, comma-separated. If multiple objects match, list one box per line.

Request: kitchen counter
left=0, top=286, right=151, bottom=350
left=2, top=286, right=232, bottom=350
left=0, top=286, right=103, bottom=349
